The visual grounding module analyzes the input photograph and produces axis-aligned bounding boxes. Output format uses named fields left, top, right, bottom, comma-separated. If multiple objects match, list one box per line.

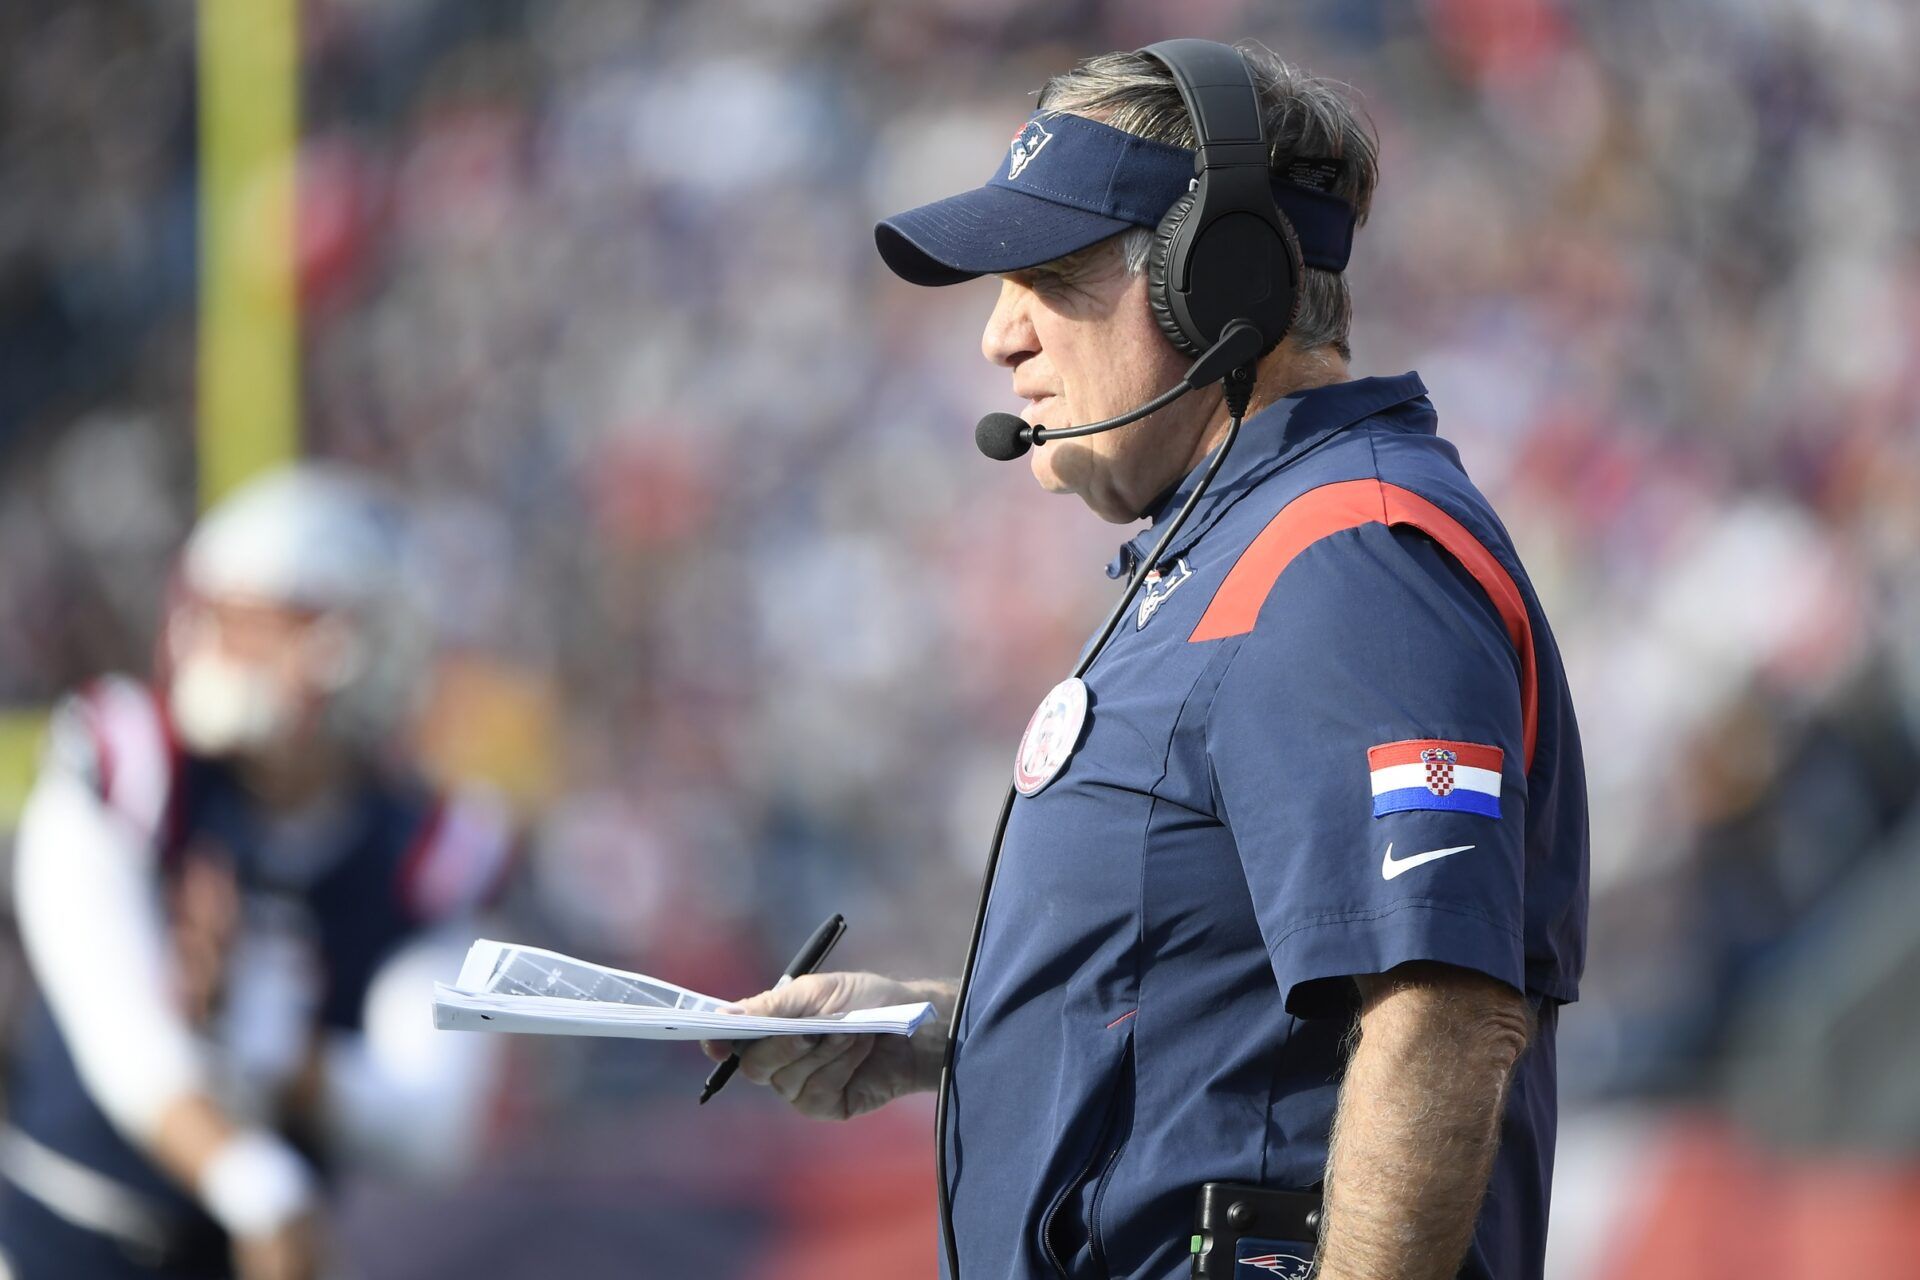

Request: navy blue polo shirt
left=944, top=373, right=1588, bottom=1280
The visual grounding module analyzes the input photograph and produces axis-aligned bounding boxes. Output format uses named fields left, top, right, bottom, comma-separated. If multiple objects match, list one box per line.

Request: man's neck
left=236, top=736, right=353, bottom=813
left=1183, top=344, right=1351, bottom=475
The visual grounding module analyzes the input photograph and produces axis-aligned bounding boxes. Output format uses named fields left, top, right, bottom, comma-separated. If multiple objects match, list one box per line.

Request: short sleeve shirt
left=943, top=374, right=1588, bottom=1280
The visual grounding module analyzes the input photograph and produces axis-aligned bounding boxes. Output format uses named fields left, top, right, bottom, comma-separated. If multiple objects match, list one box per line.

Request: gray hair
left=1037, top=43, right=1378, bottom=359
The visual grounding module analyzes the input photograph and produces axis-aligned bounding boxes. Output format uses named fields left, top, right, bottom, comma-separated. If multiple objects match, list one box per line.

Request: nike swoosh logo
left=1381, top=842, right=1476, bottom=880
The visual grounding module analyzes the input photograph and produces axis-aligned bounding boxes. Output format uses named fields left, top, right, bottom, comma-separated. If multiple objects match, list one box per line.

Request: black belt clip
left=1190, top=1181, right=1322, bottom=1279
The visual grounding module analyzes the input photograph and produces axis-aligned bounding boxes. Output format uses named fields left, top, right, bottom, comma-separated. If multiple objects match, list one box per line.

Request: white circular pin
left=1013, top=677, right=1089, bottom=796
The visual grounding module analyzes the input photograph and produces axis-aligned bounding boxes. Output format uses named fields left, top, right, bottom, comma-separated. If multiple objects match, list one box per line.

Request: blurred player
left=1, top=465, right=511, bottom=1280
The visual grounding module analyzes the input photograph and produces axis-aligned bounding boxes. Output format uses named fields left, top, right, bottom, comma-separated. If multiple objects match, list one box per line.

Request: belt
left=0, top=1126, right=178, bottom=1262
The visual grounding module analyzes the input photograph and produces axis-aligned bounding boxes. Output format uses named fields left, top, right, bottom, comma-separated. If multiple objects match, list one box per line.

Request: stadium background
left=2, top=0, right=1918, bottom=1275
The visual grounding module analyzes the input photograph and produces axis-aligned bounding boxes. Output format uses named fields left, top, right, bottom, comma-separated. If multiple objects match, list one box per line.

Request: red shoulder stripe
left=1187, top=480, right=1385, bottom=642
left=73, top=685, right=118, bottom=801
left=74, top=677, right=181, bottom=843
left=1188, top=478, right=1539, bottom=770
left=396, top=797, right=450, bottom=921
left=398, top=791, right=515, bottom=922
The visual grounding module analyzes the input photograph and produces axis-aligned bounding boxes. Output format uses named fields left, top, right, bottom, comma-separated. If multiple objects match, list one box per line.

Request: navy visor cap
left=876, top=112, right=1355, bottom=287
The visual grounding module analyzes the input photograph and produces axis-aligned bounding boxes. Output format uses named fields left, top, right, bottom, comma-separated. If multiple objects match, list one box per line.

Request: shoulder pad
left=45, top=677, right=177, bottom=840
left=398, top=787, right=515, bottom=922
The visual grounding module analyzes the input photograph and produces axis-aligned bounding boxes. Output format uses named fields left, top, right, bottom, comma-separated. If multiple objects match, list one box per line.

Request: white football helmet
left=164, top=464, right=422, bottom=756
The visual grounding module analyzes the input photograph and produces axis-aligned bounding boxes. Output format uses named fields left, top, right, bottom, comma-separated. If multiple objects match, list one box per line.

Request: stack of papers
left=432, top=939, right=935, bottom=1041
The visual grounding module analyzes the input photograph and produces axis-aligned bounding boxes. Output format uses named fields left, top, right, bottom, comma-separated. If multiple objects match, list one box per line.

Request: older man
left=705, top=41, right=1587, bottom=1280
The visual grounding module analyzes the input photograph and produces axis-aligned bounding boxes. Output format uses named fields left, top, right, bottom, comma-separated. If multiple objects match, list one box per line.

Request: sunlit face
left=184, top=598, right=339, bottom=678
left=165, top=596, right=357, bottom=758
left=982, top=240, right=1220, bottom=524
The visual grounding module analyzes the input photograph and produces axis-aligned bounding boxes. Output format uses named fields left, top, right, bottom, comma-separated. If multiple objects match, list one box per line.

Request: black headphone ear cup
left=1146, top=190, right=1203, bottom=358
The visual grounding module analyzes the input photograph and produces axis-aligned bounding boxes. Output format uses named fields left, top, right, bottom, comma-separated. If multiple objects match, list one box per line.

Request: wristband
left=197, top=1131, right=314, bottom=1237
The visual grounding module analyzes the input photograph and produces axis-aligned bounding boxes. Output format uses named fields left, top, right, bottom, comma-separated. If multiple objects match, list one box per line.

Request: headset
left=941, top=38, right=1315, bottom=1278
left=1144, top=38, right=1304, bottom=366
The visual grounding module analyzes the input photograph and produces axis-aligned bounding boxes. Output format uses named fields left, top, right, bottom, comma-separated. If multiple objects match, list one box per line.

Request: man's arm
left=310, top=930, right=503, bottom=1178
left=1313, top=962, right=1534, bottom=1280
left=14, top=769, right=318, bottom=1275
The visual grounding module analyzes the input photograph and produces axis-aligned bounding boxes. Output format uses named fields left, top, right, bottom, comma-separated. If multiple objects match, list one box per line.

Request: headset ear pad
left=1148, top=190, right=1305, bottom=362
left=1146, top=191, right=1204, bottom=357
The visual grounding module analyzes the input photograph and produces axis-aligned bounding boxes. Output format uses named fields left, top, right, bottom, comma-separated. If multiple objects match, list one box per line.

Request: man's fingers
left=737, top=1034, right=818, bottom=1086
left=792, top=1035, right=878, bottom=1120
left=769, top=1034, right=862, bottom=1102
left=704, top=973, right=853, bottom=1083
left=730, top=972, right=843, bottom=1020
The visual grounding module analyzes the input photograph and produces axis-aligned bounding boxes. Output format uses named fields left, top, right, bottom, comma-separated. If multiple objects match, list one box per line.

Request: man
left=3, top=465, right=510, bottom=1280
left=704, top=43, right=1587, bottom=1280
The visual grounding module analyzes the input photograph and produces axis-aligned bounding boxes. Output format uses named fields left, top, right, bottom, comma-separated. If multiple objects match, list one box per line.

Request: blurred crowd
left=2, top=0, right=1919, bottom=1271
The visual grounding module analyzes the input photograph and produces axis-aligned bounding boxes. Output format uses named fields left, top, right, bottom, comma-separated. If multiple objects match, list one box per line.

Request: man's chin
left=1028, top=451, right=1137, bottom=523
left=1027, top=448, right=1073, bottom=494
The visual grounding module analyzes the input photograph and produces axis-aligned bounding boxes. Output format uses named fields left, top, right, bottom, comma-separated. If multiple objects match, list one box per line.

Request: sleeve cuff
left=197, top=1131, right=314, bottom=1237
left=1266, top=897, right=1526, bottom=1019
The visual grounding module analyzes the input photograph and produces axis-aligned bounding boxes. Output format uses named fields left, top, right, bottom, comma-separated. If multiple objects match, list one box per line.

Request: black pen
left=699, top=912, right=846, bottom=1104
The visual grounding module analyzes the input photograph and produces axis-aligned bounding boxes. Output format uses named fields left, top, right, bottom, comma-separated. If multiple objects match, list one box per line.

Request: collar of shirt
left=1106, top=371, right=1434, bottom=579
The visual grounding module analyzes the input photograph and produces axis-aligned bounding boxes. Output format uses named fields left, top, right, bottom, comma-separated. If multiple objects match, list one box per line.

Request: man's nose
left=981, top=279, right=1037, bottom=369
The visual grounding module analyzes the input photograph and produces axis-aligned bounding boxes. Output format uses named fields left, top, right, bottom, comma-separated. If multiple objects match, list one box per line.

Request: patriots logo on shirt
left=1237, top=1250, right=1312, bottom=1279
left=1136, top=557, right=1194, bottom=630
left=1008, top=120, right=1053, bottom=179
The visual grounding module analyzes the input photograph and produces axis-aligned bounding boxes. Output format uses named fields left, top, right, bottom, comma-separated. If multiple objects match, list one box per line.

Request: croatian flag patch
left=1368, top=739, right=1503, bottom=819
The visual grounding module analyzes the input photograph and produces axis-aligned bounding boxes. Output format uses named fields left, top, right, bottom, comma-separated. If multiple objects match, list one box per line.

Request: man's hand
left=179, top=1122, right=319, bottom=1280
left=170, top=850, right=240, bottom=1026
left=231, top=1212, right=322, bottom=1280
left=1314, top=962, right=1534, bottom=1280
left=699, top=972, right=954, bottom=1120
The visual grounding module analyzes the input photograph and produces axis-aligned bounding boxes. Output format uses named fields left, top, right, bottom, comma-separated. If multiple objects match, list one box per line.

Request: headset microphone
left=972, top=413, right=1031, bottom=462
left=973, top=320, right=1265, bottom=462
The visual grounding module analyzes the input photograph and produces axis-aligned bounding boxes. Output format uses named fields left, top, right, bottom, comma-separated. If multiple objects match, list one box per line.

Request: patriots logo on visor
left=1007, top=120, right=1053, bottom=179
left=1238, top=1252, right=1312, bottom=1279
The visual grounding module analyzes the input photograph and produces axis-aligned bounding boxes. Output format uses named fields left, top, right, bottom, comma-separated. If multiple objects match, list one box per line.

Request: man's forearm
left=152, top=1094, right=316, bottom=1240
left=1314, top=964, right=1532, bottom=1280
